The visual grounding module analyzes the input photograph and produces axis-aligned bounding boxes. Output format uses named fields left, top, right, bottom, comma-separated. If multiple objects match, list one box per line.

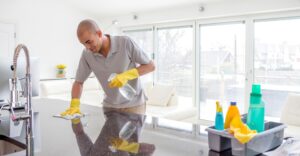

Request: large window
left=254, top=18, right=300, bottom=117
left=199, top=22, right=246, bottom=121
left=123, top=25, right=196, bottom=131
left=122, top=13, right=300, bottom=134
left=155, top=25, right=195, bottom=130
left=156, top=26, right=194, bottom=99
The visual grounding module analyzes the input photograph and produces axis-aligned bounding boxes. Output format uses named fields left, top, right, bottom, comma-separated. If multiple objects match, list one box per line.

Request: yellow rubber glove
left=109, top=68, right=139, bottom=88
left=110, top=138, right=140, bottom=154
left=60, top=99, right=81, bottom=124
left=228, top=115, right=257, bottom=144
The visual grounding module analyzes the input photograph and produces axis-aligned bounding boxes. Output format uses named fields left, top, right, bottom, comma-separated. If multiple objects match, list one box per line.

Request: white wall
left=0, top=0, right=100, bottom=79
left=100, top=0, right=300, bottom=31
left=1, top=0, right=299, bottom=79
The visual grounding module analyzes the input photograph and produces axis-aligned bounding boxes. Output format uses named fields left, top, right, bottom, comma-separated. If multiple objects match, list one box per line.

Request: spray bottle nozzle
left=216, top=101, right=222, bottom=113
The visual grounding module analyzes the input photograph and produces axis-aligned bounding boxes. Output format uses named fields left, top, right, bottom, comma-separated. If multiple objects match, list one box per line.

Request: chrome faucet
left=8, top=44, right=34, bottom=156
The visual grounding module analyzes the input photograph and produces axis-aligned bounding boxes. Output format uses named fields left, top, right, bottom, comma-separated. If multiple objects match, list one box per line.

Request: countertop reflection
left=32, top=98, right=243, bottom=156
left=33, top=98, right=155, bottom=156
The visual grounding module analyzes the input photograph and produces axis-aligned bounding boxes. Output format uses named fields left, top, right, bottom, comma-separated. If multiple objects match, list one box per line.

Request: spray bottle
left=215, top=101, right=224, bottom=130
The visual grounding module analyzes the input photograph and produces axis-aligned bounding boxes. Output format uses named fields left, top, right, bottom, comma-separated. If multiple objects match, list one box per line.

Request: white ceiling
left=63, top=0, right=221, bottom=18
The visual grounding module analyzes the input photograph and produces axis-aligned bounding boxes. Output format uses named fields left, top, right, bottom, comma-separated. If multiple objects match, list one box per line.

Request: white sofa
left=143, top=82, right=197, bottom=121
left=39, top=78, right=197, bottom=121
left=40, top=78, right=104, bottom=107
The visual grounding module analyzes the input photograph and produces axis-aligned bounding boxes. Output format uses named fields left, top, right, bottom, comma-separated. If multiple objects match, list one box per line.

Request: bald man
left=61, top=19, right=155, bottom=121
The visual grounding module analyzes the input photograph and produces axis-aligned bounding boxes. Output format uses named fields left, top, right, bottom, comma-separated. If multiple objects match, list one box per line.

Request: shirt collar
left=107, top=35, right=118, bottom=55
left=92, top=34, right=118, bottom=57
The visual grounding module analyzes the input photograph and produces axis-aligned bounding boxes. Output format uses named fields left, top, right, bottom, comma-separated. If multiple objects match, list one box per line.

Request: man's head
left=77, top=19, right=103, bottom=53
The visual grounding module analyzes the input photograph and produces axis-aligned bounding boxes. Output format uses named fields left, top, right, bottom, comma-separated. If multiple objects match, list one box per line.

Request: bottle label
left=250, top=104, right=264, bottom=108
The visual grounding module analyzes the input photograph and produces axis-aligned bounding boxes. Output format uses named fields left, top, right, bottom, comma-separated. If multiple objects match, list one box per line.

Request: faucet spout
left=12, top=44, right=30, bottom=78
left=10, top=44, right=34, bottom=156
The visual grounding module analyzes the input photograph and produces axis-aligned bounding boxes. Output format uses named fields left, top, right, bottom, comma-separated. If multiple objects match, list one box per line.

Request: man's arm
left=136, top=60, right=155, bottom=76
left=72, top=81, right=84, bottom=99
left=60, top=81, right=83, bottom=118
left=108, top=61, right=155, bottom=88
left=127, top=37, right=155, bottom=76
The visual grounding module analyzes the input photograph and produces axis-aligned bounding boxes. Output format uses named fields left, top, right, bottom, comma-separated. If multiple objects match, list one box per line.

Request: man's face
left=78, top=30, right=102, bottom=53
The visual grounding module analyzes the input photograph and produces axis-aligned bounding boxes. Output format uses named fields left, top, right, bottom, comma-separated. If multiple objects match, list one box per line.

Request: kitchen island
left=11, top=98, right=239, bottom=156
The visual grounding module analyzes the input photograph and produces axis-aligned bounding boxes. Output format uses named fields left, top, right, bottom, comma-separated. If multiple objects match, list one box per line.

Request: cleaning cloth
left=53, top=113, right=87, bottom=120
left=228, top=115, right=257, bottom=144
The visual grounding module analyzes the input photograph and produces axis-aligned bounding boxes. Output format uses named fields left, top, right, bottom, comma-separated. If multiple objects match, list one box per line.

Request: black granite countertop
left=25, top=98, right=257, bottom=156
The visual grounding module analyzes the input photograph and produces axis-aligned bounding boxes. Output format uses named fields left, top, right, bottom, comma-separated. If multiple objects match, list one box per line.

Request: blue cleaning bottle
left=215, top=101, right=224, bottom=130
left=247, top=84, right=265, bottom=132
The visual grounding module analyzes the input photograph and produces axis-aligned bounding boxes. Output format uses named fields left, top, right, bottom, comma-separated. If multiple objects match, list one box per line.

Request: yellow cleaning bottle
left=224, top=102, right=241, bottom=129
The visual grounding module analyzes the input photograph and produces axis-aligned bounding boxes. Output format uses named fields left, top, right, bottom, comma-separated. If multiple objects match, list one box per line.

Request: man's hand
left=109, top=68, right=139, bottom=88
left=60, top=99, right=81, bottom=124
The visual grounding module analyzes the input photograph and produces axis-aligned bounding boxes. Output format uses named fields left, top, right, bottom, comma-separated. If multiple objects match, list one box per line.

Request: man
left=61, top=19, right=155, bottom=121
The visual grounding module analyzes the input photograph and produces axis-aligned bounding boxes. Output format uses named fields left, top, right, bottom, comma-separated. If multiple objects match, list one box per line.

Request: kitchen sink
left=0, top=135, right=26, bottom=155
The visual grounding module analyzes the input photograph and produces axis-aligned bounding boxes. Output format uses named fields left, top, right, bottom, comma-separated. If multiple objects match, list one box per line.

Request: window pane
left=199, top=23, right=246, bottom=121
left=254, top=18, right=300, bottom=117
left=156, top=26, right=196, bottom=128
left=124, top=30, right=154, bottom=84
left=157, top=26, right=193, bottom=97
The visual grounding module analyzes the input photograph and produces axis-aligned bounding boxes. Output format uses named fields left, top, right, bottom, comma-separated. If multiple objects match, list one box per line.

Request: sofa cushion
left=168, top=94, right=178, bottom=106
left=80, top=90, right=104, bottom=107
left=146, top=85, right=175, bottom=107
left=162, top=108, right=197, bottom=121
left=82, top=77, right=101, bottom=91
left=146, top=100, right=196, bottom=120
left=40, top=80, right=72, bottom=97
left=146, top=105, right=177, bottom=117
left=46, top=91, right=104, bottom=107
left=46, top=94, right=71, bottom=101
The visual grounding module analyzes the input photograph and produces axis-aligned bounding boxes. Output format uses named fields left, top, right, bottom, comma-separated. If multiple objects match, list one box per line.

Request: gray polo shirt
left=75, top=35, right=151, bottom=108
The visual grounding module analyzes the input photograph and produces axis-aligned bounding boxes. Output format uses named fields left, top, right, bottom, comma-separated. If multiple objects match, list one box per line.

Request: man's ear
left=96, top=30, right=102, bottom=38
